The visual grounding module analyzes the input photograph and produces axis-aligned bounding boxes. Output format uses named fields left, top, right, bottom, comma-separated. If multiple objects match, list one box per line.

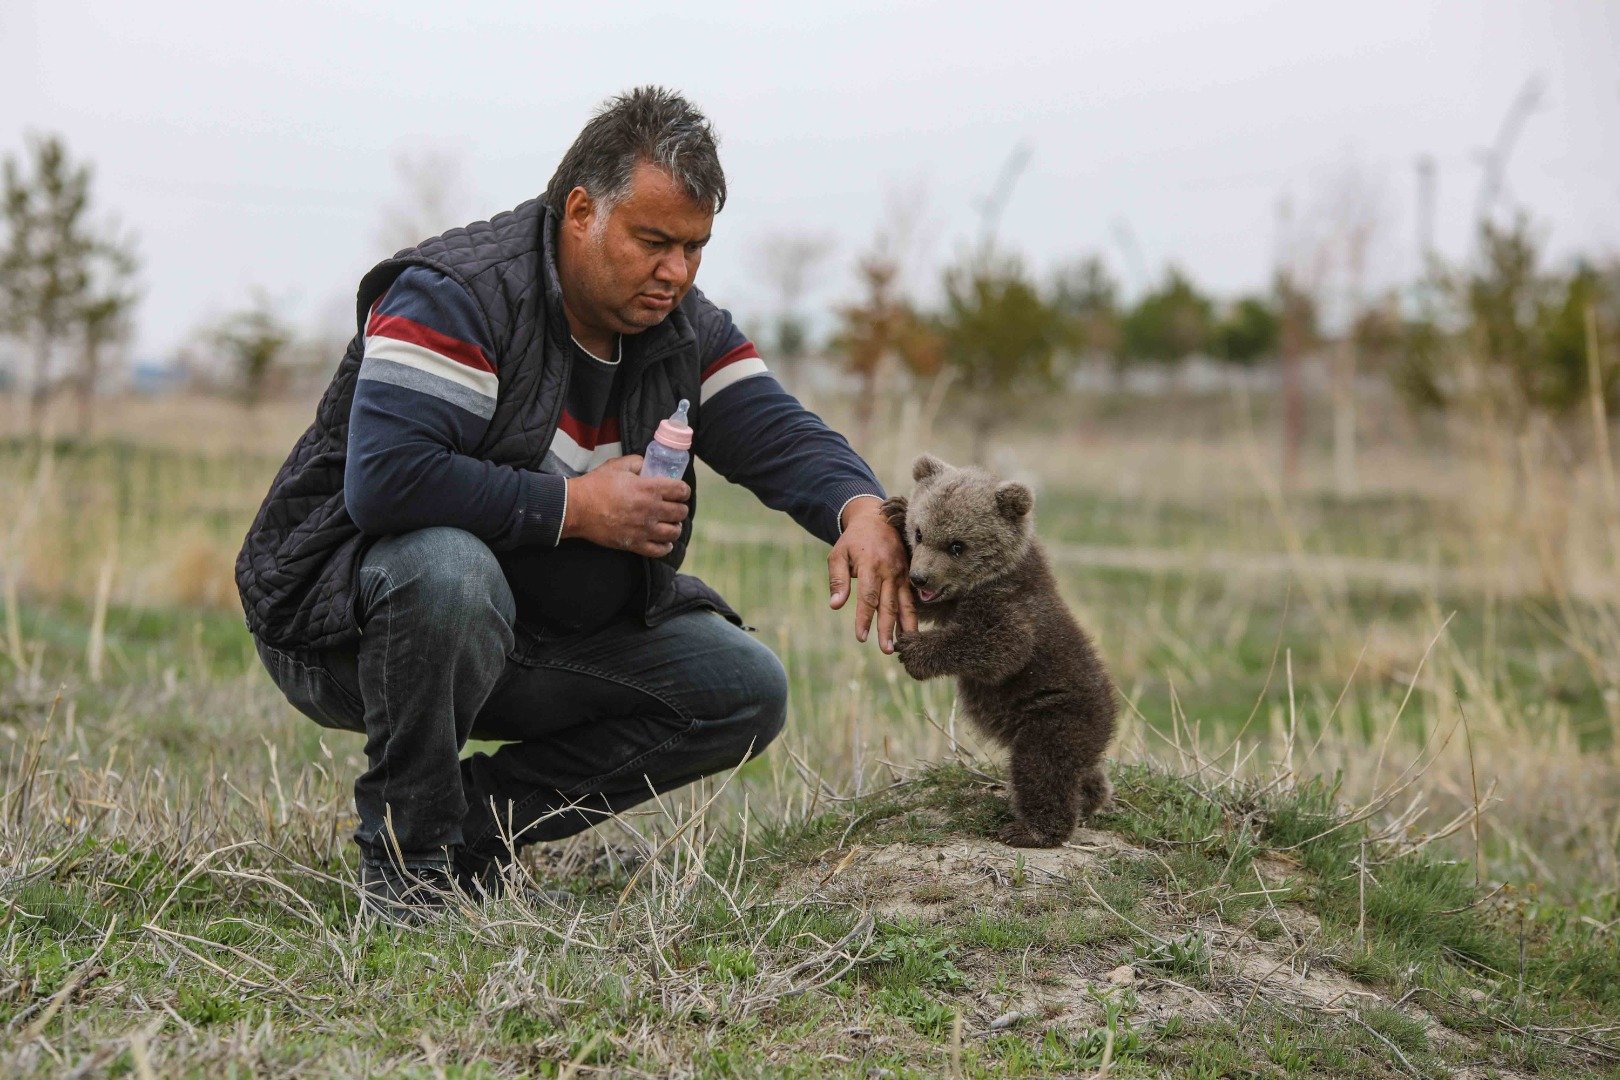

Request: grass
left=1, top=388, right=1619, bottom=1074
left=5, top=747, right=1619, bottom=1076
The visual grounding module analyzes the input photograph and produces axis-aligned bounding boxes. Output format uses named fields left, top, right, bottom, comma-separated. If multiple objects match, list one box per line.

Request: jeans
left=253, top=527, right=788, bottom=866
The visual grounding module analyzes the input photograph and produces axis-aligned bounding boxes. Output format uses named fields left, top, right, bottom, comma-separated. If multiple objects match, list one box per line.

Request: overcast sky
left=5, top=0, right=1618, bottom=358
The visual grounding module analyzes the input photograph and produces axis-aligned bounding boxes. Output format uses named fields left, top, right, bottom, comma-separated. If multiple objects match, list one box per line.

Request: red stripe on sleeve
left=701, top=341, right=760, bottom=382
left=366, top=311, right=496, bottom=374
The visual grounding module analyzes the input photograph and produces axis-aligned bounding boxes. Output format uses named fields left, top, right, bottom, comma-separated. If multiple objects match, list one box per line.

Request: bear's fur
left=883, top=454, right=1117, bottom=847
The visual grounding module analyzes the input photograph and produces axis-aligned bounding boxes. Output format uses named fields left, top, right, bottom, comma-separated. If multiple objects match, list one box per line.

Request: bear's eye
left=914, top=527, right=922, bottom=544
left=947, top=540, right=966, bottom=557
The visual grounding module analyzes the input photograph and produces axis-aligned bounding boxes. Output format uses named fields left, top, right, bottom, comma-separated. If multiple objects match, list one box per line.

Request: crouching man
left=235, top=87, right=914, bottom=917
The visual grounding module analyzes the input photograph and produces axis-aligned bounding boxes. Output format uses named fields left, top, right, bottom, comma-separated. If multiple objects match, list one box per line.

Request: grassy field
left=2, top=389, right=1618, bottom=1076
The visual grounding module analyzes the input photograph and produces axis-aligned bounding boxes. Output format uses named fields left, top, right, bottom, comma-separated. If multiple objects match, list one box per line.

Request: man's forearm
left=345, top=421, right=566, bottom=549
left=695, top=376, right=884, bottom=544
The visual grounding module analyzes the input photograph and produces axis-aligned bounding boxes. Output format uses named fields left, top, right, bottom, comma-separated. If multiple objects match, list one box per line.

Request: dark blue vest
left=236, top=200, right=731, bottom=650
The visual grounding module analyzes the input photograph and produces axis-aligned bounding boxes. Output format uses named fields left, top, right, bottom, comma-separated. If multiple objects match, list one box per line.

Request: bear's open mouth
left=916, top=586, right=946, bottom=604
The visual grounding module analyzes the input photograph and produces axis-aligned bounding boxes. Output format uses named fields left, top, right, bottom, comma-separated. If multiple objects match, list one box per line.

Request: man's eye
left=947, top=541, right=965, bottom=557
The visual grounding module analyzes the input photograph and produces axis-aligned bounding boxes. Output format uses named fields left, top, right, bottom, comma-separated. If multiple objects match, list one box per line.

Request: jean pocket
left=256, top=640, right=365, bottom=733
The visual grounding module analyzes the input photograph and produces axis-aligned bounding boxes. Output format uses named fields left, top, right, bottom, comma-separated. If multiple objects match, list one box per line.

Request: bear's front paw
left=894, top=632, right=934, bottom=680
left=997, top=821, right=1066, bottom=848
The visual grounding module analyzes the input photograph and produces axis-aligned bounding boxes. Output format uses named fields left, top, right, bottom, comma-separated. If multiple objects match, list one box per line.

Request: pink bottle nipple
left=654, top=399, right=693, bottom=450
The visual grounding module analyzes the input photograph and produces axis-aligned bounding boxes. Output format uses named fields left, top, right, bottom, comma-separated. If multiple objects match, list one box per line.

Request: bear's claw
left=997, top=821, right=1066, bottom=848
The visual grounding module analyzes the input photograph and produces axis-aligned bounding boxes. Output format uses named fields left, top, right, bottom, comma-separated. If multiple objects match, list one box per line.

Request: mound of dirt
left=784, top=832, right=1532, bottom=1079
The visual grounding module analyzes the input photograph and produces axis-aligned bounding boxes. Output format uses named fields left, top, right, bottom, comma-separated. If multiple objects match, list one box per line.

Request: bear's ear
left=995, top=481, right=1034, bottom=521
left=912, top=453, right=948, bottom=484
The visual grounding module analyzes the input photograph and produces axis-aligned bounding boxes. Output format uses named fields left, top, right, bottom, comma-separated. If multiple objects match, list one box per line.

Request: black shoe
left=453, top=850, right=573, bottom=907
left=358, top=854, right=460, bottom=924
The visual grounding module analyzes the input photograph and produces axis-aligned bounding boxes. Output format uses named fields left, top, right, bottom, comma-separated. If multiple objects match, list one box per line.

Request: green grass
left=7, top=753, right=1618, bottom=1076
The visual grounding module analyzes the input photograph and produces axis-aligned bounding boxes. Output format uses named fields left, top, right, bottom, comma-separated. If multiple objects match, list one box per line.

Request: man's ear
left=995, top=481, right=1034, bottom=521
left=563, top=185, right=597, bottom=234
left=912, top=453, right=948, bottom=484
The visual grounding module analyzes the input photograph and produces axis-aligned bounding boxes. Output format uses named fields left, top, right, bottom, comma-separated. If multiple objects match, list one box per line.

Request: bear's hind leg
left=997, top=723, right=1081, bottom=848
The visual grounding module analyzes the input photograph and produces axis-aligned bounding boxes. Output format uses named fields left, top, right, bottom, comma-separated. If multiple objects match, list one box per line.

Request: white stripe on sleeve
left=364, top=335, right=499, bottom=401
left=699, top=356, right=769, bottom=405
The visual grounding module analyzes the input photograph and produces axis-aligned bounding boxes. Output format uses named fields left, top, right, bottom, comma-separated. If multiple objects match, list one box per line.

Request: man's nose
left=654, top=250, right=686, bottom=282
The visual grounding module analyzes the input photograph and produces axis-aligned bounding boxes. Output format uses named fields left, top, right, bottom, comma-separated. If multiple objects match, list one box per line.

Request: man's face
left=561, top=161, right=714, bottom=336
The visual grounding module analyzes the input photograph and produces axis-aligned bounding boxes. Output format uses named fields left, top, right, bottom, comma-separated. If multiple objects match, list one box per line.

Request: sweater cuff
left=826, top=482, right=886, bottom=542
left=516, top=471, right=570, bottom=548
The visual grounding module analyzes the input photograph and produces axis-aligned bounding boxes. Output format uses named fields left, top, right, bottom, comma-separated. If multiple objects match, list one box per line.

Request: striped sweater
left=345, top=267, right=879, bottom=629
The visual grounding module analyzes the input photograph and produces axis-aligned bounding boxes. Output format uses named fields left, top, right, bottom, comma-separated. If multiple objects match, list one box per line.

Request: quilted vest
left=235, top=199, right=729, bottom=651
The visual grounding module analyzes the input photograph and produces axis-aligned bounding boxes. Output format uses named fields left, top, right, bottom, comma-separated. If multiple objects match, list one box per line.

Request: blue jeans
left=253, top=527, right=788, bottom=865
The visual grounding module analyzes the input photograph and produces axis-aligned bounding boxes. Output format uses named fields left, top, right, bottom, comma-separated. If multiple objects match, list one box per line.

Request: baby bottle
left=641, top=398, right=692, bottom=480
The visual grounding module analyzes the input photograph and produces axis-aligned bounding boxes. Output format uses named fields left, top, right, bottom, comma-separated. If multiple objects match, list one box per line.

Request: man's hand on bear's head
left=561, top=455, right=691, bottom=558
left=828, top=495, right=917, bottom=654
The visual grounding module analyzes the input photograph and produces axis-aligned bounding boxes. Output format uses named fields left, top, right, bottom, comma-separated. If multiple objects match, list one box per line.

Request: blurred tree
left=939, top=254, right=1065, bottom=463
left=1268, top=165, right=1385, bottom=493
left=213, top=294, right=293, bottom=411
left=73, top=235, right=140, bottom=437
left=1537, top=263, right=1615, bottom=415
left=1275, top=271, right=1320, bottom=483
left=1212, top=296, right=1280, bottom=365
left=1397, top=219, right=1620, bottom=427
left=1348, top=298, right=1405, bottom=372
left=1120, top=269, right=1213, bottom=364
left=753, top=230, right=834, bottom=387
left=1467, top=220, right=1615, bottom=424
left=1049, top=257, right=1122, bottom=363
left=1389, top=313, right=1448, bottom=413
left=833, top=188, right=940, bottom=449
left=0, top=135, right=137, bottom=435
left=774, top=314, right=810, bottom=364
left=1321, top=169, right=1383, bottom=496
left=834, top=252, right=942, bottom=449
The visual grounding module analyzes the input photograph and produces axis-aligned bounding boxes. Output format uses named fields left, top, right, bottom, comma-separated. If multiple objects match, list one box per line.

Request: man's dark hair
left=544, top=86, right=726, bottom=219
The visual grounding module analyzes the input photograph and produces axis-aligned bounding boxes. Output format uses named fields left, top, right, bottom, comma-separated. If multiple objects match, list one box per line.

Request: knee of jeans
left=364, top=527, right=515, bottom=631
left=728, top=645, right=788, bottom=760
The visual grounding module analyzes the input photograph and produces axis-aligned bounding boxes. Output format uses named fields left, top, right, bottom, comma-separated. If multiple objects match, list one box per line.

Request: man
left=236, top=87, right=914, bottom=915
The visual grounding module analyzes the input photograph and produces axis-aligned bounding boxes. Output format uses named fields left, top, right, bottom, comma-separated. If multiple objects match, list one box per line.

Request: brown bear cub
left=883, top=454, right=1117, bottom=847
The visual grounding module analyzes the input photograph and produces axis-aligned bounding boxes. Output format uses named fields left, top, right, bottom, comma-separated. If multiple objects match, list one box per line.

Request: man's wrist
left=838, top=492, right=885, bottom=534
left=518, top=471, right=570, bottom=548
left=558, top=475, right=590, bottom=543
left=556, top=477, right=572, bottom=544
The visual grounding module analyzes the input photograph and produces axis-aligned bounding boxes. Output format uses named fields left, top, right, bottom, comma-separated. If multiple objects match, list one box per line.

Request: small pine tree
left=1391, top=218, right=1620, bottom=428
left=938, top=254, right=1065, bottom=462
left=1212, top=296, right=1280, bottom=366
left=213, top=295, right=292, bottom=411
left=2, top=136, right=136, bottom=433
left=1120, top=269, right=1214, bottom=365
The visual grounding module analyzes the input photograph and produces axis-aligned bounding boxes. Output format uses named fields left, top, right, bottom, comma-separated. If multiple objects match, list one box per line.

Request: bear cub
left=884, top=454, right=1117, bottom=847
